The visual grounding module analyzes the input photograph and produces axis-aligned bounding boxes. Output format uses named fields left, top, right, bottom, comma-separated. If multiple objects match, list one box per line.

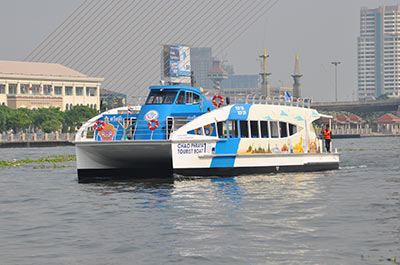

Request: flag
left=127, top=106, right=134, bottom=115
left=285, top=91, right=291, bottom=102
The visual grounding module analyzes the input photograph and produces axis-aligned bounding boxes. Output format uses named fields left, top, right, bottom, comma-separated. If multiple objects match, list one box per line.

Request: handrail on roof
left=226, top=94, right=312, bottom=108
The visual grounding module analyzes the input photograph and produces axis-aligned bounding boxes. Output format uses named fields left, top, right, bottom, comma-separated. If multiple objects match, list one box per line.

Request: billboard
left=163, top=45, right=191, bottom=84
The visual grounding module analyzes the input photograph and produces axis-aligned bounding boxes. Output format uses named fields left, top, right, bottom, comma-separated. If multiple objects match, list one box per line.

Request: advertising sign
left=163, top=45, right=191, bottom=83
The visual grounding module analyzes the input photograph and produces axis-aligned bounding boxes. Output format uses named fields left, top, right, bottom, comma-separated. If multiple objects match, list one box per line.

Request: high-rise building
left=358, top=6, right=400, bottom=100
left=191, top=47, right=213, bottom=91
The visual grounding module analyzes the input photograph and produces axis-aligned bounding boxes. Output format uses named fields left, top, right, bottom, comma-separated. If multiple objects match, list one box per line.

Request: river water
left=0, top=137, right=399, bottom=264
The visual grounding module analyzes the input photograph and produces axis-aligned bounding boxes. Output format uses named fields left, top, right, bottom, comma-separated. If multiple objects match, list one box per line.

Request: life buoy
left=148, top=119, right=159, bottom=130
left=94, top=120, right=105, bottom=131
left=212, top=94, right=224, bottom=107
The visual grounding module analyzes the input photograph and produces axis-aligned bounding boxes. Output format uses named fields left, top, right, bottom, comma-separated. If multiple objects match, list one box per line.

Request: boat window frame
left=280, top=121, right=288, bottom=138
left=289, top=123, right=297, bottom=136
left=228, top=120, right=239, bottom=138
left=193, top=93, right=200, bottom=104
left=204, top=122, right=217, bottom=137
left=186, top=91, right=194, bottom=104
left=270, top=121, right=280, bottom=138
left=239, top=120, right=249, bottom=138
left=146, top=90, right=178, bottom=105
left=250, top=120, right=259, bottom=138
left=176, top=91, right=185, bottom=104
left=217, top=121, right=228, bottom=138
left=260, top=120, right=270, bottom=138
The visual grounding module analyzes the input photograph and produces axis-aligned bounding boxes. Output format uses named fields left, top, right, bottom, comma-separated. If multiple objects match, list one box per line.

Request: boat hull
left=172, top=141, right=340, bottom=177
left=174, top=160, right=339, bottom=177
left=75, top=140, right=172, bottom=182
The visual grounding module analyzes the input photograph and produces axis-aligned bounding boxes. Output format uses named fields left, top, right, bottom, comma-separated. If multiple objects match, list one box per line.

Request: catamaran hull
left=174, top=161, right=339, bottom=177
left=172, top=146, right=340, bottom=177
left=75, top=141, right=172, bottom=182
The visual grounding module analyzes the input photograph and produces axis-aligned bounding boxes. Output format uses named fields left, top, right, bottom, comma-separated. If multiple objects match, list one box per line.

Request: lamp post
left=331, top=61, right=341, bottom=102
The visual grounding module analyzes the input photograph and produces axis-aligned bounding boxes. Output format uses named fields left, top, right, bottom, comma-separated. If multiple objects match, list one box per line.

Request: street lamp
left=331, top=61, right=341, bottom=102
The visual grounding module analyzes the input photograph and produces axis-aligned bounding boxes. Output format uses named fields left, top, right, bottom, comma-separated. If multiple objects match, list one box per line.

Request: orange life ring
left=148, top=119, right=159, bottom=130
left=212, top=94, right=224, bottom=107
left=94, top=120, right=105, bottom=131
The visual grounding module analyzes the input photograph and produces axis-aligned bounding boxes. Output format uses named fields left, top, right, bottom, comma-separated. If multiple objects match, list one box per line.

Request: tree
left=33, top=107, right=64, bottom=130
left=7, top=110, right=32, bottom=132
left=63, top=105, right=97, bottom=131
left=40, top=119, right=62, bottom=133
left=0, top=105, right=11, bottom=132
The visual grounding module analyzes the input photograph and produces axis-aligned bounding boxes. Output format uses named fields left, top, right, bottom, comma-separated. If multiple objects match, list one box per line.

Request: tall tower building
left=292, top=53, right=302, bottom=98
left=259, top=50, right=271, bottom=97
left=191, top=47, right=213, bottom=90
left=358, top=6, right=400, bottom=100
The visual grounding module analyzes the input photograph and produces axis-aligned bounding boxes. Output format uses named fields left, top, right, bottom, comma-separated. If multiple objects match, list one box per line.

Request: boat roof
left=149, top=85, right=201, bottom=94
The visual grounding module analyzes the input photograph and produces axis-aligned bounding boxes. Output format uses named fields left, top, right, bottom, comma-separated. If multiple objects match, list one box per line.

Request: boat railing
left=227, top=94, right=312, bottom=108
left=77, top=118, right=192, bottom=141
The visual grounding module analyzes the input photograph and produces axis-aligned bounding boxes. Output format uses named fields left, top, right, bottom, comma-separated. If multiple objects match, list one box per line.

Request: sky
left=1, top=0, right=400, bottom=102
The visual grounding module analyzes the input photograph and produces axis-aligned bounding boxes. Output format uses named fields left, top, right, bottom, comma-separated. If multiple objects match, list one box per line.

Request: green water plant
left=0, top=155, right=76, bottom=167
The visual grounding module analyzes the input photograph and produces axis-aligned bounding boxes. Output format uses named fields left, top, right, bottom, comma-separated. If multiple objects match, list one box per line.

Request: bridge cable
left=24, top=0, right=91, bottom=61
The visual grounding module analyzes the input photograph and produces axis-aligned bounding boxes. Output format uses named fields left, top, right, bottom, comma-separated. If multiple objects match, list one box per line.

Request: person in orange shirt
left=322, top=124, right=332, bottom=153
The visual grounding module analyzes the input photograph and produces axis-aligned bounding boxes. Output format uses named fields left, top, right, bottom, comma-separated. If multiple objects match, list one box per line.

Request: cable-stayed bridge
left=24, top=0, right=280, bottom=103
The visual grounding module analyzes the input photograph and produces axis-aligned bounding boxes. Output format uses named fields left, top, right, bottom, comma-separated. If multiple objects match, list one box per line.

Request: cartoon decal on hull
left=98, top=117, right=116, bottom=141
left=236, top=136, right=323, bottom=155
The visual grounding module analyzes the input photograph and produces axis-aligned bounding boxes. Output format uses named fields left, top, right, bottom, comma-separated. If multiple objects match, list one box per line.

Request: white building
left=358, top=6, right=400, bottom=100
left=0, top=60, right=103, bottom=110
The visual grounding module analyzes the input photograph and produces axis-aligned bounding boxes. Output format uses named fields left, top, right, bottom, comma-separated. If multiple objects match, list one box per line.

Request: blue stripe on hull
left=210, top=138, right=240, bottom=168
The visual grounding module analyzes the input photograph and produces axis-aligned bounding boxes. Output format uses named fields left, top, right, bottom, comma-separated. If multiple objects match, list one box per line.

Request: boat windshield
left=146, top=91, right=178, bottom=104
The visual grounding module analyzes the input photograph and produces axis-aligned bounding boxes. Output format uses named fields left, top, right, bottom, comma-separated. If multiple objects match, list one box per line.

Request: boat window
left=176, top=91, right=185, bottom=104
left=204, top=123, right=217, bottom=136
left=193, top=93, right=200, bottom=104
left=186, top=92, right=193, bottom=104
left=228, top=120, right=239, bottom=138
left=270, top=121, right=279, bottom=138
left=146, top=91, right=178, bottom=104
left=250, top=121, right=259, bottom=138
left=173, top=117, right=187, bottom=130
left=217, top=121, right=228, bottom=138
left=260, top=121, right=269, bottom=138
left=188, top=127, right=203, bottom=135
left=280, top=122, right=288, bottom=138
left=239, top=120, right=249, bottom=138
left=289, top=123, right=297, bottom=135
left=167, top=117, right=173, bottom=139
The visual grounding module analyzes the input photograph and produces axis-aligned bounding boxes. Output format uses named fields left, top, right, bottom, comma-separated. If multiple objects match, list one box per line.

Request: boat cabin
left=134, top=85, right=214, bottom=140
left=76, top=85, right=214, bottom=142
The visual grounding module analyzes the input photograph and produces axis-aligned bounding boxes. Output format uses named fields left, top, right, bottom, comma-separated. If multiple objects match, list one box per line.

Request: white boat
left=74, top=85, right=339, bottom=182
left=171, top=103, right=339, bottom=176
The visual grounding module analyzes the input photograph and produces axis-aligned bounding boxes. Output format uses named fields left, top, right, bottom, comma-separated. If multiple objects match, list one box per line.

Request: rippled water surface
left=0, top=137, right=399, bottom=264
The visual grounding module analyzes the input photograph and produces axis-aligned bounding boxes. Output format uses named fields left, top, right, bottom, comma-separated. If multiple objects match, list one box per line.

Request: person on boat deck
left=322, top=124, right=332, bottom=153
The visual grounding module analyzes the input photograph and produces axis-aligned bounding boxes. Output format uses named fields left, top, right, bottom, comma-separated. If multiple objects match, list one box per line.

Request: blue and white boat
left=75, top=85, right=339, bottom=182
left=75, top=85, right=214, bottom=182
left=171, top=103, right=339, bottom=176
